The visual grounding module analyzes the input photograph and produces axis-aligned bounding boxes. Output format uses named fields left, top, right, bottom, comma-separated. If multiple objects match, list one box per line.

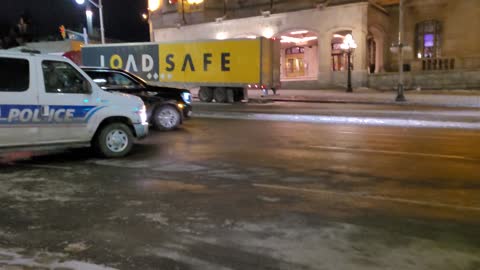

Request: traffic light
left=59, top=25, right=66, bottom=39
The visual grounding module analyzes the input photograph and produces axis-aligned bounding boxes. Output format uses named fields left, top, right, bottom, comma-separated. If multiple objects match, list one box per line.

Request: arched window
left=415, top=20, right=441, bottom=59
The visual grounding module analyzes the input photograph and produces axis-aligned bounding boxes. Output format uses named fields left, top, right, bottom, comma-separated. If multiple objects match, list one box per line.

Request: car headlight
left=181, top=92, right=192, bottom=104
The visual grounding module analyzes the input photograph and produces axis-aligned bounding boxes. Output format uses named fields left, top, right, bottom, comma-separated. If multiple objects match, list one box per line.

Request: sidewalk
left=245, top=89, right=480, bottom=108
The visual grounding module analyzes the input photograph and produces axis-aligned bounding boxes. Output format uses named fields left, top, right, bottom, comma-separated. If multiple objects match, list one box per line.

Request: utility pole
left=98, top=0, right=105, bottom=44
left=75, top=0, right=105, bottom=43
left=396, top=0, right=406, bottom=102
left=182, top=0, right=186, bottom=24
left=148, top=10, right=155, bottom=42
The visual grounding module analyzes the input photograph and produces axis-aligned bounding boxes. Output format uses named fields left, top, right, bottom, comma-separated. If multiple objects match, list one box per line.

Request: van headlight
left=135, top=105, right=148, bottom=124
left=181, top=92, right=192, bottom=104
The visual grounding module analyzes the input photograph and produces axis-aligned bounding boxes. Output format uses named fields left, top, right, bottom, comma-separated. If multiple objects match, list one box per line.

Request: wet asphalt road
left=1, top=114, right=480, bottom=269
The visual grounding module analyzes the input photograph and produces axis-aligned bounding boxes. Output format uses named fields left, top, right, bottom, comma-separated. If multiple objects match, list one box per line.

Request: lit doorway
left=278, top=30, right=318, bottom=81
left=331, top=30, right=353, bottom=72
left=367, top=36, right=376, bottom=73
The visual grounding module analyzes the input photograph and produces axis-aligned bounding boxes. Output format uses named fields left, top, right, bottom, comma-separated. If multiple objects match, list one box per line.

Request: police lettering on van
left=0, top=105, right=102, bottom=125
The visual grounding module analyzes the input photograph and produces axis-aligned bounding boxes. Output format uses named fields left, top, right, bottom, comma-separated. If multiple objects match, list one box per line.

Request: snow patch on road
left=137, top=180, right=208, bottom=193
left=186, top=221, right=480, bottom=270
left=257, top=195, right=281, bottom=203
left=138, top=213, right=169, bottom=226
left=91, top=159, right=207, bottom=173
left=153, top=163, right=207, bottom=172
left=90, top=159, right=152, bottom=169
left=0, top=171, right=84, bottom=203
left=124, top=200, right=143, bottom=207
left=0, top=248, right=117, bottom=270
left=64, top=242, right=90, bottom=253
left=152, top=247, right=233, bottom=270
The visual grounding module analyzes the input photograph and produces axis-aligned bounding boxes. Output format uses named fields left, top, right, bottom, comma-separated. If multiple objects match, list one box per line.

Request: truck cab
left=0, top=50, right=148, bottom=158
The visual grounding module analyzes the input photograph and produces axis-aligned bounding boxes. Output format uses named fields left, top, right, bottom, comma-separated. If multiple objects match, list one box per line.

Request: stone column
left=317, top=32, right=332, bottom=87
left=352, top=29, right=368, bottom=72
left=352, top=29, right=368, bottom=87
left=375, top=36, right=385, bottom=73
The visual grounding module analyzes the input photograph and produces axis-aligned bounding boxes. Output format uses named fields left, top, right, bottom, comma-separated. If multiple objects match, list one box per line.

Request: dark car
left=82, top=67, right=192, bottom=131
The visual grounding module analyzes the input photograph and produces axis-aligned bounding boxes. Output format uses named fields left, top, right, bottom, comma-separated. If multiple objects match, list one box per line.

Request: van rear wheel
left=94, top=123, right=133, bottom=158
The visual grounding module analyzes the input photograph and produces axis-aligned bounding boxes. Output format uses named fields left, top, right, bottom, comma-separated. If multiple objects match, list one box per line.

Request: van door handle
left=41, top=105, right=49, bottom=117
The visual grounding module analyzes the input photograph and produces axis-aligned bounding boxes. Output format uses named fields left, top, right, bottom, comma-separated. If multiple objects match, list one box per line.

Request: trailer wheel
left=214, top=87, right=228, bottom=103
left=198, top=87, right=213, bottom=102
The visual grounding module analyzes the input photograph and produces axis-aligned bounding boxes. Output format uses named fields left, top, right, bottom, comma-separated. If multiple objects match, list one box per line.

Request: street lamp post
left=346, top=50, right=353, bottom=92
left=142, top=11, right=155, bottom=42
left=76, top=0, right=105, bottom=44
left=86, top=9, right=93, bottom=36
left=396, top=0, right=406, bottom=102
left=340, top=34, right=357, bottom=93
left=149, top=10, right=155, bottom=42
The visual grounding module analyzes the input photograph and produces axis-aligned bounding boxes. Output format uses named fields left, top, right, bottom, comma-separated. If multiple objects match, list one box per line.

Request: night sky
left=0, top=0, right=149, bottom=42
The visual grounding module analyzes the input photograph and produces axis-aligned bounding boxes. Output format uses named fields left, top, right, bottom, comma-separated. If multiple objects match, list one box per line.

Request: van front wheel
left=94, top=123, right=133, bottom=158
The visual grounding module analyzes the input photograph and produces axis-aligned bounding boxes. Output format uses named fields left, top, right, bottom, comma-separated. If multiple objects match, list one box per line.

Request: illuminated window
left=416, top=20, right=441, bottom=59
left=285, top=47, right=305, bottom=77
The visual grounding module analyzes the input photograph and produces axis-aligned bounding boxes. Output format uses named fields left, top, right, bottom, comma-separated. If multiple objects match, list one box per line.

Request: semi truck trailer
left=81, top=38, right=280, bottom=103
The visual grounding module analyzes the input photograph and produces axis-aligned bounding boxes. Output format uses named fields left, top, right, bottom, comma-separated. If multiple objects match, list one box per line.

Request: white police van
left=0, top=50, right=148, bottom=158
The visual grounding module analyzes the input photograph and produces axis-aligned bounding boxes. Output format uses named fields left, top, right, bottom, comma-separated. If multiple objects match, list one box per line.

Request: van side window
left=0, top=57, right=29, bottom=92
left=42, top=60, right=90, bottom=94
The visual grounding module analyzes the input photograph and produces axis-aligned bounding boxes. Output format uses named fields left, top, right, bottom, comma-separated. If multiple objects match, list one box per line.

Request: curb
left=247, top=97, right=480, bottom=109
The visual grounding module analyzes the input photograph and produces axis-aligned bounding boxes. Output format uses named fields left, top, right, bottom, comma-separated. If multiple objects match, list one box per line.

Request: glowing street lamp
left=76, top=0, right=105, bottom=44
left=340, top=34, right=357, bottom=93
left=148, top=0, right=162, bottom=12
left=85, top=9, right=93, bottom=18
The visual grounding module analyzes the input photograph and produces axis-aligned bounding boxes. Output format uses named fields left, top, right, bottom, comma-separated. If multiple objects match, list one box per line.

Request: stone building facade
left=151, top=0, right=480, bottom=90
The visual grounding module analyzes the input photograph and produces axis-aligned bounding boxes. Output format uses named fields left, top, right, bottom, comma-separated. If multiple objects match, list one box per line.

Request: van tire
left=94, top=123, right=134, bottom=158
left=214, top=87, right=228, bottom=103
left=152, top=105, right=181, bottom=131
left=198, top=87, right=213, bottom=102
